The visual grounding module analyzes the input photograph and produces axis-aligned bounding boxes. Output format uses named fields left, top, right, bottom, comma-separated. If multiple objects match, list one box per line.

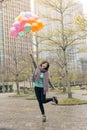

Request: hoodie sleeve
left=30, top=54, right=37, bottom=69
left=48, top=78, right=54, bottom=88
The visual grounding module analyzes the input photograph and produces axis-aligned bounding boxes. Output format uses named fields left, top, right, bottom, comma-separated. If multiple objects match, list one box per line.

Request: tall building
left=0, top=2, right=3, bottom=66
left=0, top=0, right=32, bottom=80
left=77, top=57, right=87, bottom=72
left=65, top=2, right=85, bottom=71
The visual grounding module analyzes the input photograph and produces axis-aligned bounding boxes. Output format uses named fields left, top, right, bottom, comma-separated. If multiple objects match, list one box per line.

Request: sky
left=30, top=0, right=87, bottom=14
left=30, top=0, right=35, bottom=13
left=79, top=0, right=87, bottom=13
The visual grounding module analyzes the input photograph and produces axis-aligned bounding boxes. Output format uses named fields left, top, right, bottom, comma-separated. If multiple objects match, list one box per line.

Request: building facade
left=78, top=57, right=87, bottom=72
left=0, top=0, right=32, bottom=81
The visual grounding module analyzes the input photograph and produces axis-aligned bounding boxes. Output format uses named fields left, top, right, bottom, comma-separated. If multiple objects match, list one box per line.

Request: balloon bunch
left=10, top=12, right=44, bottom=37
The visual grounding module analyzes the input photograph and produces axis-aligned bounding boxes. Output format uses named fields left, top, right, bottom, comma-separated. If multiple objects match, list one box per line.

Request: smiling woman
left=79, top=0, right=87, bottom=13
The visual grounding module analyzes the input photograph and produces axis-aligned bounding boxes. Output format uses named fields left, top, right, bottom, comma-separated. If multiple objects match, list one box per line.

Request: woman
left=29, top=51, right=58, bottom=122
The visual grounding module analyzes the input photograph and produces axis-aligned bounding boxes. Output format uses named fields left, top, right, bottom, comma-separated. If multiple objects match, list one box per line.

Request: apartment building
left=0, top=0, right=32, bottom=80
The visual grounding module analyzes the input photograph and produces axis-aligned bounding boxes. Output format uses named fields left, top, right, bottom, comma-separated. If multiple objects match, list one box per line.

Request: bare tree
left=34, top=0, right=86, bottom=98
left=5, top=41, right=32, bottom=94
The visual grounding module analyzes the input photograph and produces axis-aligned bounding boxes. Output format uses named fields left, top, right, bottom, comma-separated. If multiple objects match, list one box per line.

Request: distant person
left=29, top=50, right=58, bottom=122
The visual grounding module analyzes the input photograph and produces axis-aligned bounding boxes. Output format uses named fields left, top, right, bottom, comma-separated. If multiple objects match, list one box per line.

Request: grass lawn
left=11, top=90, right=36, bottom=100
left=59, top=98, right=87, bottom=105
left=71, top=86, right=80, bottom=90
left=53, top=86, right=83, bottom=94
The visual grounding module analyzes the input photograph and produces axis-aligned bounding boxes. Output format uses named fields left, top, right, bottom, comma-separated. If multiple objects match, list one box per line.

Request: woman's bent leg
left=41, top=90, right=53, bottom=104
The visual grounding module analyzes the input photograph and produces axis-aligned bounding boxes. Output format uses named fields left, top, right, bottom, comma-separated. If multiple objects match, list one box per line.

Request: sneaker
left=42, top=115, right=46, bottom=122
left=53, top=96, right=58, bottom=104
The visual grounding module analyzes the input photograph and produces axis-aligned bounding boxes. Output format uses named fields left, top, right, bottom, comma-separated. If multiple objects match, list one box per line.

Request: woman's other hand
left=29, top=49, right=33, bottom=56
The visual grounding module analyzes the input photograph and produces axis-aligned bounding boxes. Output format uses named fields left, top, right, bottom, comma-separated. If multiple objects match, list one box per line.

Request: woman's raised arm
left=29, top=50, right=37, bottom=69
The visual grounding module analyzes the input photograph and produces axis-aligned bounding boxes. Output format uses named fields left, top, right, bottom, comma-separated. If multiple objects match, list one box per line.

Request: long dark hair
left=40, top=61, right=49, bottom=70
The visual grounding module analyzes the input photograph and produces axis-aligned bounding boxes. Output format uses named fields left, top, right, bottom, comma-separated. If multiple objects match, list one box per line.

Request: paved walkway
left=0, top=90, right=87, bottom=130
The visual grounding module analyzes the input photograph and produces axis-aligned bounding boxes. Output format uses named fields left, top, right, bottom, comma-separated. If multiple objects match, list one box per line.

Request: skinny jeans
left=34, top=87, right=53, bottom=115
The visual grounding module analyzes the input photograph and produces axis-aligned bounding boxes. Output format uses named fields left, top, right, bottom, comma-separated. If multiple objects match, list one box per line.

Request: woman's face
left=41, top=63, right=48, bottom=69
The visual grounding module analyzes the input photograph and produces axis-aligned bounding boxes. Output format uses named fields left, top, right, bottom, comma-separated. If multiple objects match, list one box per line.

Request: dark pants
left=34, top=87, right=53, bottom=115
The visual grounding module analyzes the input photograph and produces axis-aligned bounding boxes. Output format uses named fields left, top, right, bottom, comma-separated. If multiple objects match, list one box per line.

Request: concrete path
left=0, top=90, right=87, bottom=130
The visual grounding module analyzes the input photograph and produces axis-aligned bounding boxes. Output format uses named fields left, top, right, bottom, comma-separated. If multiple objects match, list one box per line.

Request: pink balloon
left=10, top=27, right=18, bottom=37
left=13, top=21, right=22, bottom=32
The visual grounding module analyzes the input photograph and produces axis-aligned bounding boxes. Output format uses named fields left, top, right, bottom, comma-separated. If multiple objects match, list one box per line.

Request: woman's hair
left=40, top=61, right=49, bottom=70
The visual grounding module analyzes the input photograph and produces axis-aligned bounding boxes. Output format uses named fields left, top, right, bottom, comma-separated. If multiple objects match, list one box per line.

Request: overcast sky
left=79, top=0, right=87, bottom=13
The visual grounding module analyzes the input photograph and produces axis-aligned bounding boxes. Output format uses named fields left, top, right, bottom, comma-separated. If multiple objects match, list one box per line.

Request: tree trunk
left=2, top=72, right=5, bottom=93
left=59, top=0, right=72, bottom=98
left=63, top=50, right=72, bottom=98
left=16, top=74, right=20, bottom=94
left=63, top=87, right=66, bottom=92
left=23, top=81, right=26, bottom=94
left=16, top=80, right=20, bottom=94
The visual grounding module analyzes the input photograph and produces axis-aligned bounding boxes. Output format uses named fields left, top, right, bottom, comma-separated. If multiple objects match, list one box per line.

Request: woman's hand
left=29, top=49, right=33, bottom=56
left=52, top=85, right=56, bottom=90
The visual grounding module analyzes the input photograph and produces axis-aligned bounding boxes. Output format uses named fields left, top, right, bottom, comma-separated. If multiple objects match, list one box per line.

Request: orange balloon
left=32, top=23, right=38, bottom=32
left=28, top=17, right=36, bottom=24
left=36, top=19, right=44, bottom=30
left=17, top=16, right=23, bottom=22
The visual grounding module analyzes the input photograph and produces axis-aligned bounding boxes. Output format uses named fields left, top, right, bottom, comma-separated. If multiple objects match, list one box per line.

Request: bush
left=0, top=84, right=13, bottom=92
